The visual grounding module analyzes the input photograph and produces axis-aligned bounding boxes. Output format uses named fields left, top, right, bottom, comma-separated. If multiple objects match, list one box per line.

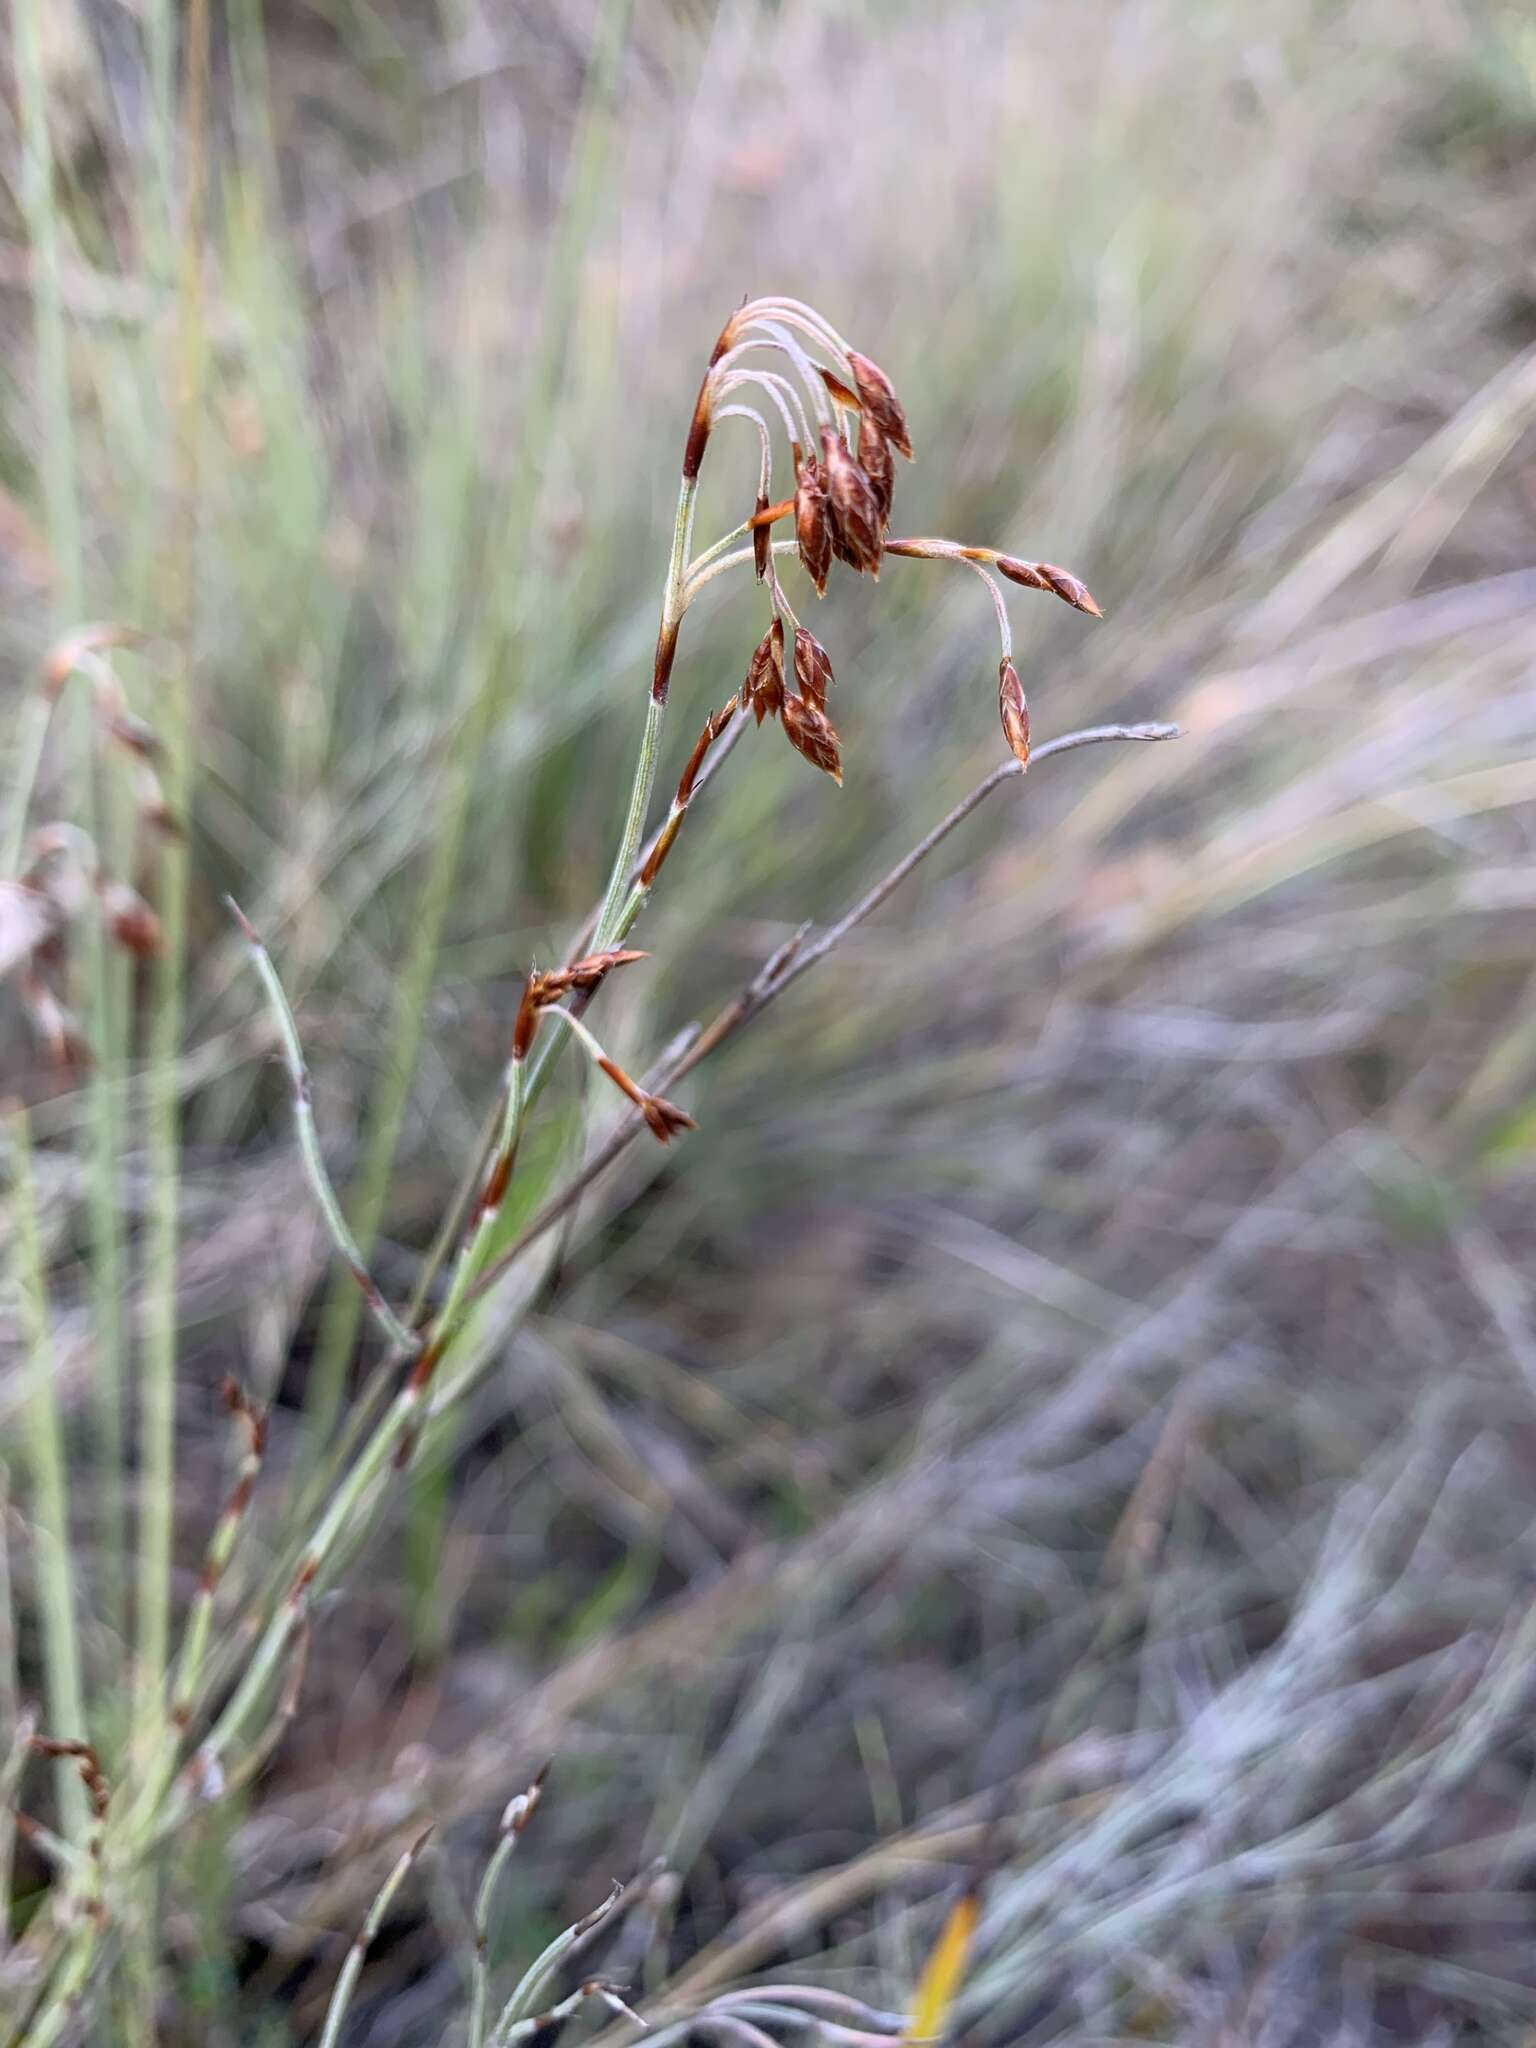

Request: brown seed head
left=753, top=493, right=771, bottom=582
left=640, top=1092, right=698, bottom=1145
left=101, top=882, right=164, bottom=960
left=821, top=430, right=884, bottom=578
left=794, top=459, right=833, bottom=597
left=781, top=692, right=843, bottom=785
left=846, top=350, right=914, bottom=461
left=857, top=419, right=896, bottom=530
left=792, top=628, right=835, bottom=714
left=998, top=657, right=1030, bottom=770
left=996, top=556, right=1102, bottom=617
left=745, top=619, right=786, bottom=726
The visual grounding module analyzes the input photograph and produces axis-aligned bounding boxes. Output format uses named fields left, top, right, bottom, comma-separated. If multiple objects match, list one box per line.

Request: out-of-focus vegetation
left=5, top=0, right=1536, bottom=2040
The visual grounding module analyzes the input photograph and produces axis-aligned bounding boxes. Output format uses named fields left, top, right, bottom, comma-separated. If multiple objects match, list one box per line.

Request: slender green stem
left=592, top=473, right=698, bottom=947
left=14, top=0, right=130, bottom=1653
left=137, top=5, right=209, bottom=1882
left=470, top=1783, right=540, bottom=2048
left=419, top=1056, right=527, bottom=1363
left=230, top=899, right=420, bottom=1355
left=9, top=1111, right=89, bottom=1844
left=685, top=535, right=796, bottom=604
left=487, top=1881, right=623, bottom=2046
left=319, top=1832, right=431, bottom=2048
left=684, top=514, right=754, bottom=583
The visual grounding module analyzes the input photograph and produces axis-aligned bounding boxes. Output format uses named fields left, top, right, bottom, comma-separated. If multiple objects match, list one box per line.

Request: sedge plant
left=2, top=294, right=1175, bottom=2045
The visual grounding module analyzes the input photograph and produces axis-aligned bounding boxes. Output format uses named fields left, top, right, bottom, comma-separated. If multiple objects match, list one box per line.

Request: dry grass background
left=5, top=0, right=1536, bottom=2041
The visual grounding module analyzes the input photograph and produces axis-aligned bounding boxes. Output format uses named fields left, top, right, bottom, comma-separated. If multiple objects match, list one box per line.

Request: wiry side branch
left=318, top=1828, right=433, bottom=2048
left=227, top=899, right=420, bottom=1357
left=465, top=721, right=1180, bottom=1309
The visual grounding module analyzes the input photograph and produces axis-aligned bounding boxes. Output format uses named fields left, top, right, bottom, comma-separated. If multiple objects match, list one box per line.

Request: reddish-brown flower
left=821, top=430, right=884, bottom=578
left=745, top=619, right=786, bottom=726
left=793, top=628, right=835, bottom=714
left=858, top=419, right=896, bottom=530
left=513, top=948, right=648, bottom=1058
left=781, top=692, right=844, bottom=785
left=847, top=349, right=914, bottom=461
left=998, top=657, right=1030, bottom=770
left=995, top=556, right=1102, bottom=617
left=640, top=1092, right=698, bottom=1144
left=794, top=458, right=833, bottom=597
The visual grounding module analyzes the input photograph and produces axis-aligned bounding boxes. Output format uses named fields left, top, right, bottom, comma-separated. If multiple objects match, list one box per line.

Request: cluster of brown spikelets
left=488, top=298, right=1106, bottom=1160
left=653, top=296, right=1101, bottom=838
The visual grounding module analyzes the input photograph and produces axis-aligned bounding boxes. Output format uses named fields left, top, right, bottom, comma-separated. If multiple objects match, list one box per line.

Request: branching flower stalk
left=10, top=295, right=1181, bottom=2045
left=176, top=301, right=1139, bottom=1801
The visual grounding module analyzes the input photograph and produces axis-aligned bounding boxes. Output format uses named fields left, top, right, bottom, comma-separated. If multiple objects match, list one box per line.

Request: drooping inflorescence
left=670, top=296, right=1101, bottom=806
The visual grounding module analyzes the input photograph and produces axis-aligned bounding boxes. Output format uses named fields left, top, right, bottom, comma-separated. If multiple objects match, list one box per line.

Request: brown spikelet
left=794, top=459, right=833, bottom=597
left=792, top=628, right=835, bottom=715
left=640, top=1092, right=698, bottom=1144
left=676, top=695, right=740, bottom=805
left=781, top=692, right=843, bottom=785
left=816, top=365, right=862, bottom=411
left=998, top=657, right=1030, bottom=769
left=515, top=948, right=649, bottom=1055
left=513, top=975, right=541, bottom=1060
left=858, top=419, right=896, bottom=530
left=745, top=619, right=786, bottom=726
left=560, top=948, right=648, bottom=994
left=846, top=349, right=914, bottom=460
left=753, top=492, right=771, bottom=582
left=821, top=430, right=884, bottom=578
left=996, top=556, right=1102, bottom=616
left=101, top=882, right=164, bottom=960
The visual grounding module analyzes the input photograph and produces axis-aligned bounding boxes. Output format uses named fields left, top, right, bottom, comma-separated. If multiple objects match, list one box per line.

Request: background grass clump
left=6, top=0, right=1536, bottom=2042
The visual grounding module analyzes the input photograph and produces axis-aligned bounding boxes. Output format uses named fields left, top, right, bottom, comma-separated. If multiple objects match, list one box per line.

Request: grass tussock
left=4, top=0, right=1536, bottom=2042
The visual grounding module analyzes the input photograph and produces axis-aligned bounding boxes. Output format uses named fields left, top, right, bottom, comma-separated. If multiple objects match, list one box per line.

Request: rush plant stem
left=592, top=473, right=699, bottom=947
left=9, top=1110, right=89, bottom=1847
left=138, top=0, right=209, bottom=1753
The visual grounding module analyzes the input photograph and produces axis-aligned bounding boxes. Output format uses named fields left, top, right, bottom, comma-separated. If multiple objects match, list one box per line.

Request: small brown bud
left=821, top=430, right=884, bottom=578
left=995, top=556, right=1102, bottom=617
left=101, top=882, right=164, bottom=959
left=638, top=812, right=682, bottom=890
left=561, top=948, right=648, bottom=994
left=781, top=692, right=843, bottom=785
left=998, top=657, right=1030, bottom=770
left=858, top=419, right=895, bottom=530
left=753, top=493, right=771, bottom=582
left=676, top=695, right=739, bottom=805
left=745, top=619, right=786, bottom=726
left=516, top=948, right=649, bottom=1053
left=640, top=1092, right=698, bottom=1145
left=792, top=628, right=835, bottom=714
left=513, top=975, right=542, bottom=1061
left=795, top=460, right=833, bottom=597
left=846, top=350, right=914, bottom=461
